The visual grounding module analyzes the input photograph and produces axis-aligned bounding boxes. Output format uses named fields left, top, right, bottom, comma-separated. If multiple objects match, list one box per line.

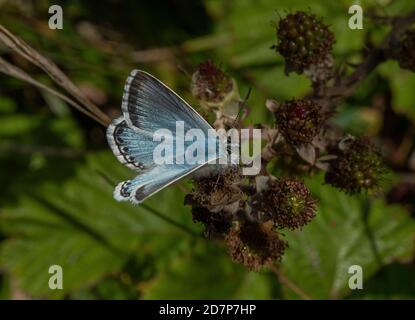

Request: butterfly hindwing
left=106, top=117, right=157, bottom=170
left=114, top=163, right=206, bottom=204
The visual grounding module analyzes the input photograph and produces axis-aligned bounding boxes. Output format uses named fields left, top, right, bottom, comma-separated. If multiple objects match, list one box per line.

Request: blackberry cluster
left=190, top=205, right=233, bottom=238
left=325, top=137, right=386, bottom=194
left=394, top=30, right=415, bottom=72
left=186, top=171, right=318, bottom=270
left=185, top=168, right=243, bottom=237
left=251, top=178, right=317, bottom=230
left=275, top=99, right=324, bottom=145
left=275, top=11, right=335, bottom=74
left=191, top=59, right=233, bottom=103
left=225, top=222, right=288, bottom=271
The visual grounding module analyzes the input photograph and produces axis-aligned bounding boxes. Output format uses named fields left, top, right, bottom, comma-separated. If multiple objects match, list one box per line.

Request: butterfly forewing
left=122, top=69, right=212, bottom=134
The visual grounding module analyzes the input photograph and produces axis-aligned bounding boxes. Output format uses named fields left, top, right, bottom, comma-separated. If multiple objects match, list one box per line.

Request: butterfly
left=106, top=70, right=231, bottom=204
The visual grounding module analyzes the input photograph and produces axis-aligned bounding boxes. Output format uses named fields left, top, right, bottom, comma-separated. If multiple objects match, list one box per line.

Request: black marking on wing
left=112, top=122, right=145, bottom=170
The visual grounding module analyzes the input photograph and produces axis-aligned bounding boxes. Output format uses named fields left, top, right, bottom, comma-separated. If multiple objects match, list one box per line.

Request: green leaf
left=348, top=263, right=415, bottom=299
left=379, top=61, right=415, bottom=121
left=0, top=114, right=41, bottom=136
left=143, top=244, right=272, bottom=299
left=280, top=176, right=415, bottom=299
left=0, top=96, right=17, bottom=113
left=0, top=151, right=199, bottom=298
left=0, top=274, right=11, bottom=299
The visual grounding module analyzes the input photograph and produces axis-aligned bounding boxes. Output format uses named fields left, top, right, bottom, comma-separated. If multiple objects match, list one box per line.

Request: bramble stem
left=268, top=263, right=312, bottom=300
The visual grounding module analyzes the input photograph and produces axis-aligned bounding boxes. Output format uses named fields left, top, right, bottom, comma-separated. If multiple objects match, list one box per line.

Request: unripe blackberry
left=251, top=178, right=317, bottom=229
left=275, top=11, right=335, bottom=74
left=394, top=30, right=415, bottom=72
left=275, top=99, right=324, bottom=145
left=325, top=137, right=386, bottom=194
left=185, top=168, right=243, bottom=237
left=190, top=205, right=232, bottom=238
left=225, top=221, right=287, bottom=271
left=188, top=167, right=243, bottom=213
left=191, top=59, right=233, bottom=103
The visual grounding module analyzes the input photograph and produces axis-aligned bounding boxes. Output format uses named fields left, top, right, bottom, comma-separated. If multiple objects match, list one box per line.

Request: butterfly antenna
left=231, top=87, right=252, bottom=128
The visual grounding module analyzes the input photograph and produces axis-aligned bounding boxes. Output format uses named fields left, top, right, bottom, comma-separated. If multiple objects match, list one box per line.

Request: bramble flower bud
left=252, top=178, right=317, bottom=229
left=275, top=99, right=324, bottom=145
left=325, top=137, right=386, bottom=194
left=393, top=30, right=415, bottom=72
left=275, top=11, right=335, bottom=74
left=191, top=59, right=234, bottom=104
left=225, top=221, right=287, bottom=271
left=188, top=168, right=243, bottom=213
left=190, top=204, right=233, bottom=238
left=185, top=168, right=243, bottom=237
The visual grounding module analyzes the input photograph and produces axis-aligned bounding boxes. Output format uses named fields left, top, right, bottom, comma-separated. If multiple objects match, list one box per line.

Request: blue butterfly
left=107, top=70, right=228, bottom=204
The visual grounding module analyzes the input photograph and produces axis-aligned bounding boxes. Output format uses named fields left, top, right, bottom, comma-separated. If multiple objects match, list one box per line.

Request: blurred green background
left=0, top=0, right=414, bottom=299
